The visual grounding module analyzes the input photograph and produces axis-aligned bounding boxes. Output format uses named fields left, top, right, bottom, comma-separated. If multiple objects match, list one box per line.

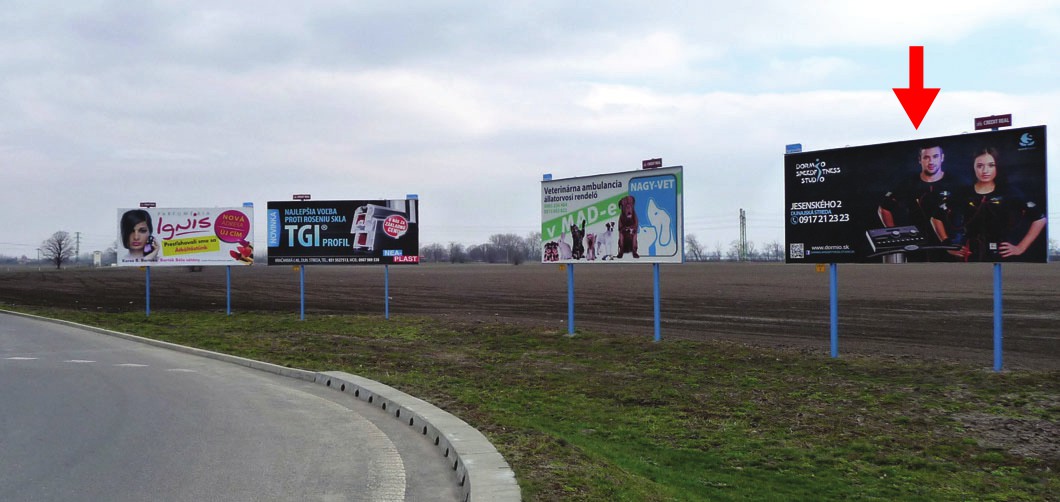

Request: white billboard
left=117, top=207, right=255, bottom=266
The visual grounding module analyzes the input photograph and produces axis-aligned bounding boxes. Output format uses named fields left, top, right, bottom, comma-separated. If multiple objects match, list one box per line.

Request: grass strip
left=5, top=306, right=1058, bottom=501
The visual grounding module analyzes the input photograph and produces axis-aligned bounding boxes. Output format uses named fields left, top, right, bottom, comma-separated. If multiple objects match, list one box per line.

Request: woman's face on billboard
left=128, top=221, right=150, bottom=250
left=974, top=152, right=997, bottom=184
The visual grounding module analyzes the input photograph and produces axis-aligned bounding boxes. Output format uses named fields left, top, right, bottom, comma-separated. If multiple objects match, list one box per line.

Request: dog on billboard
left=585, top=233, right=597, bottom=261
left=617, top=195, right=639, bottom=258
left=647, top=198, right=676, bottom=256
left=570, top=220, right=586, bottom=260
left=596, top=221, right=615, bottom=260
left=544, top=242, right=559, bottom=262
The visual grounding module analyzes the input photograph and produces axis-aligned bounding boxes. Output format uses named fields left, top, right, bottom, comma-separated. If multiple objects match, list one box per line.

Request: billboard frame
left=784, top=125, right=1047, bottom=264
left=266, top=199, right=420, bottom=266
left=541, top=165, right=684, bottom=265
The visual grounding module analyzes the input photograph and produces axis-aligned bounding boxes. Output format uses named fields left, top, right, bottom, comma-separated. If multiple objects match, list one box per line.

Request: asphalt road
left=0, top=313, right=460, bottom=501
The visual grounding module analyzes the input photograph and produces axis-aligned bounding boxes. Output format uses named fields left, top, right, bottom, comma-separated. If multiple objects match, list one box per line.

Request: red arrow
left=893, top=46, right=940, bottom=129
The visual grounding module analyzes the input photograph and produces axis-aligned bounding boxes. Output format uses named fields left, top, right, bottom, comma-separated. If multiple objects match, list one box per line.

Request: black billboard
left=785, top=126, right=1047, bottom=263
left=267, top=199, right=419, bottom=265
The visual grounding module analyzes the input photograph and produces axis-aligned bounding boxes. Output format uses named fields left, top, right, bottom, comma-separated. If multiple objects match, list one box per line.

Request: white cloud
left=1, top=2, right=1059, bottom=257
left=728, top=0, right=1043, bottom=49
left=112, top=149, right=207, bottom=162
left=758, top=57, right=862, bottom=90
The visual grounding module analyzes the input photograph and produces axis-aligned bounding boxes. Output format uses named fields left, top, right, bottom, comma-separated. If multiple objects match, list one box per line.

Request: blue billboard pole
left=988, top=125, right=1004, bottom=373
left=830, top=263, right=838, bottom=358
left=145, top=266, right=151, bottom=317
left=227, top=201, right=252, bottom=317
left=567, top=264, right=575, bottom=335
left=994, top=263, right=1003, bottom=372
left=543, top=173, right=577, bottom=335
left=226, top=266, right=232, bottom=316
left=653, top=264, right=661, bottom=342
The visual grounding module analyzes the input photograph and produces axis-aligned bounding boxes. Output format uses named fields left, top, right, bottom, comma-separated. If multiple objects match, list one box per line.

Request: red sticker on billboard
left=382, top=215, right=408, bottom=238
left=215, top=210, right=251, bottom=243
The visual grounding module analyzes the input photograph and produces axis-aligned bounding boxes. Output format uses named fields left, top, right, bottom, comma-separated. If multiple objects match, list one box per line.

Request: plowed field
left=2, top=262, right=1057, bottom=370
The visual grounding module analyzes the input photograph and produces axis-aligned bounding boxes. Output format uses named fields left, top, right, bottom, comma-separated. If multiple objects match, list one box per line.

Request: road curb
left=1, top=309, right=521, bottom=502
left=317, top=371, right=521, bottom=502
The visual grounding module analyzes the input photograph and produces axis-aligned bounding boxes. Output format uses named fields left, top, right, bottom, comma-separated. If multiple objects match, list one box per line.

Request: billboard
left=266, top=199, right=419, bottom=265
left=785, top=125, right=1047, bottom=263
left=542, top=166, right=683, bottom=264
left=117, top=207, right=255, bottom=266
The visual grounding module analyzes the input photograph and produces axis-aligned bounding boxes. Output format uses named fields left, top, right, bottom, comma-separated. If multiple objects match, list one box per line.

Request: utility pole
left=75, top=231, right=81, bottom=264
left=739, top=209, right=747, bottom=261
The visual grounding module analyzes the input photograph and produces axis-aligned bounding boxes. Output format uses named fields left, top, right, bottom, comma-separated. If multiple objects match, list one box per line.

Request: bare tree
left=421, top=243, right=448, bottom=263
left=727, top=239, right=760, bottom=261
left=526, top=231, right=542, bottom=262
left=467, top=244, right=488, bottom=262
left=685, top=234, right=704, bottom=262
left=448, top=242, right=466, bottom=263
left=488, top=233, right=529, bottom=265
left=103, top=247, right=118, bottom=266
left=765, top=240, right=783, bottom=262
left=726, top=239, right=741, bottom=261
left=41, top=231, right=75, bottom=270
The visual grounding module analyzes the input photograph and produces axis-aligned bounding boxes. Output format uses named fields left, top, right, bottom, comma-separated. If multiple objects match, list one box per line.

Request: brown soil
left=956, top=412, right=1060, bottom=462
left=2, top=262, right=1058, bottom=371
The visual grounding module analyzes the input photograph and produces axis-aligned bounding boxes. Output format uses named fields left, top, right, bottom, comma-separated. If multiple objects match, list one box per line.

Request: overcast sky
left=2, top=1, right=1058, bottom=258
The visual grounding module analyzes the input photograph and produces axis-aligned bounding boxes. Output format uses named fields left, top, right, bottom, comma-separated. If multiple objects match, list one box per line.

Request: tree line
left=13, top=231, right=1060, bottom=269
left=420, top=233, right=788, bottom=264
left=420, top=233, right=542, bottom=265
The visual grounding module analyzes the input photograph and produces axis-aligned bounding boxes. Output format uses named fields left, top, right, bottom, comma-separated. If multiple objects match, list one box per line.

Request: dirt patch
left=956, top=412, right=1060, bottom=461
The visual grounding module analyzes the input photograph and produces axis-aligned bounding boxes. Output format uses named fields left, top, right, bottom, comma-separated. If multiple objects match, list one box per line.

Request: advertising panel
left=542, top=166, right=683, bottom=264
left=785, top=125, right=1047, bottom=263
left=266, top=199, right=419, bottom=265
left=116, top=207, right=255, bottom=266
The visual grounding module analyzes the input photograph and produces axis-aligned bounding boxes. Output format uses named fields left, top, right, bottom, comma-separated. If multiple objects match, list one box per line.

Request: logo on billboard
left=628, top=173, right=679, bottom=257
left=268, top=210, right=280, bottom=247
left=1019, top=133, right=1036, bottom=148
left=382, top=215, right=408, bottom=238
left=975, top=114, right=1013, bottom=130
left=793, top=158, right=841, bottom=184
left=393, top=255, right=419, bottom=263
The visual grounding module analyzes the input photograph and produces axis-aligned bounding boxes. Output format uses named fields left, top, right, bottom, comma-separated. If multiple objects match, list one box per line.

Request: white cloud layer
left=1, top=1, right=1058, bottom=257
